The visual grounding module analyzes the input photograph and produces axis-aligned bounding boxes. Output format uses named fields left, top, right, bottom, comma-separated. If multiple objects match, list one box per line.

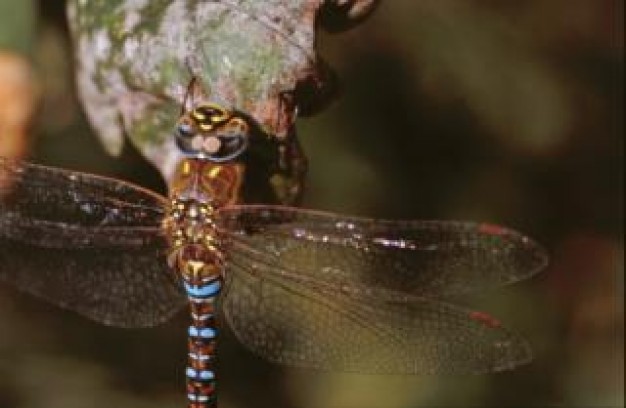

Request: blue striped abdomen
left=185, top=276, right=222, bottom=408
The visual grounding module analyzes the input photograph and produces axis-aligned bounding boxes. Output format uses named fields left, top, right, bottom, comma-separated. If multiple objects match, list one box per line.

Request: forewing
left=0, top=158, right=185, bottom=327
left=217, top=205, right=548, bottom=299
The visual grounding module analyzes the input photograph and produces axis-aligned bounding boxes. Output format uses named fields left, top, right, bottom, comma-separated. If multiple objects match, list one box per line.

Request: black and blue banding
left=186, top=367, right=216, bottom=381
left=184, top=279, right=222, bottom=298
left=188, top=326, right=217, bottom=339
left=184, top=274, right=221, bottom=408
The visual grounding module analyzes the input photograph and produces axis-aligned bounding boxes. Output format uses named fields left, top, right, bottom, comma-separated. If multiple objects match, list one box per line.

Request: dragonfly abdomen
left=169, top=238, right=224, bottom=407
left=186, top=277, right=221, bottom=408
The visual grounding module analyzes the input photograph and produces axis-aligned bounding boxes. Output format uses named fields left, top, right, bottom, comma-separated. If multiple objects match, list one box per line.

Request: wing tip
left=490, top=334, right=534, bottom=373
left=520, top=234, right=550, bottom=280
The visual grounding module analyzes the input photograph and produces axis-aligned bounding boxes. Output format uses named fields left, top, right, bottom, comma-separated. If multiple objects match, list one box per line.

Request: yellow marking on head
left=192, top=110, right=207, bottom=121
left=198, top=122, right=214, bottom=132
left=228, top=117, right=248, bottom=132
left=207, top=104, right=230, bottom=123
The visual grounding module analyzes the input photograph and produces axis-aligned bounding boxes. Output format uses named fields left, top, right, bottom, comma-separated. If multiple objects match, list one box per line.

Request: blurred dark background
left=0, top=1, right=622, bottom=407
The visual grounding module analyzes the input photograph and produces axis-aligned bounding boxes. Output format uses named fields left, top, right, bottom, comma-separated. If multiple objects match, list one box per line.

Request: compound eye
left=175, top=118, right=202, bottom=155
left=177, top=119, right=195, bottom=138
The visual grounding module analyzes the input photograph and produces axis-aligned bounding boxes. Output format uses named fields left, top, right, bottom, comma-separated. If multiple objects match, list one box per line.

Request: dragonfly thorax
left=168, top=159, right=244, bottom=208
left=163, top=193, right=224, bottom=273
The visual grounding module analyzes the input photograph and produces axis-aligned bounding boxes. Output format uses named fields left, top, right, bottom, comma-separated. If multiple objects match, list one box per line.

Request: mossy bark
left=66, top=0, right=378, bottom=203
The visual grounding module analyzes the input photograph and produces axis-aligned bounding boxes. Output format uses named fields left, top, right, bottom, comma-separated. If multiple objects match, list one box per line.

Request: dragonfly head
left=175, top=103, right=250, bottom=163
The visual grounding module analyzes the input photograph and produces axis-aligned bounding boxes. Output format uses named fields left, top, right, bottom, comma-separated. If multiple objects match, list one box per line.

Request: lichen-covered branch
left=66, top=0, right=378, bottom=188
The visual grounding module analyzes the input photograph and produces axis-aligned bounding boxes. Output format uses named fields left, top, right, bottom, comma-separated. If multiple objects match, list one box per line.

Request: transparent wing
left=217, top=205, right=548, bottom=300
left=0, top=158, right=185, bottom=327
left=222, top=258, right=532, bottom=374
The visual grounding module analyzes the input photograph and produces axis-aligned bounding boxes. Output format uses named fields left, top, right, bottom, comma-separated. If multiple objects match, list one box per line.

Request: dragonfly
left=0, top=95, right=548, bottom=408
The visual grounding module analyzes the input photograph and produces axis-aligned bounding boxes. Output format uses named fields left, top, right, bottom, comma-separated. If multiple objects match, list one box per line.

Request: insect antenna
left=180, top=58, right=200, bottom=115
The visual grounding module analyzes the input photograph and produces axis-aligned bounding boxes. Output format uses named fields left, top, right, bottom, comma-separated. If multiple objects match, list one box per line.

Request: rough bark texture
left=65, top=0, right=378, bottom=190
